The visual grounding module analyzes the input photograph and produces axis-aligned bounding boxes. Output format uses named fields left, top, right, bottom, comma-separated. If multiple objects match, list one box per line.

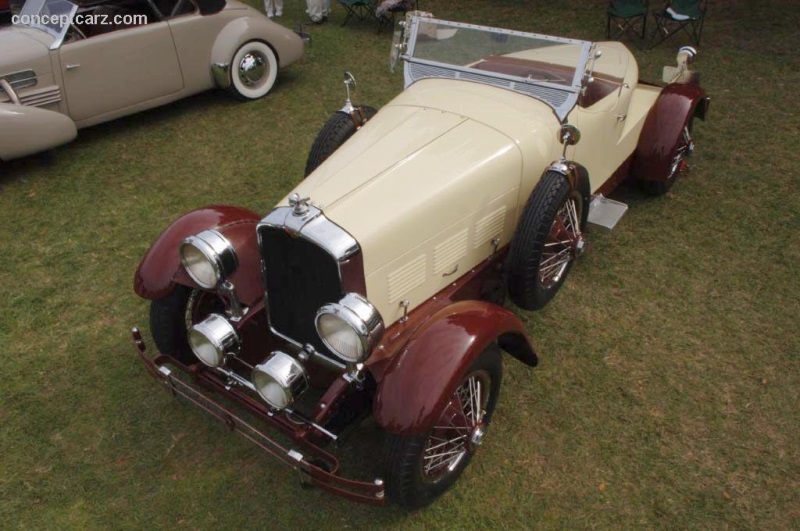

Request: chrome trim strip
left=20, top=87, right=62, bottom=107
left=0, top=79, right=21, bottom=105
left=259, top=206, right=359, bottom=261
left=212, top=62, right=231, bottom=89
left=301, top=215, right=360, bottom=261
left=0, top=70, right=37, bottom=92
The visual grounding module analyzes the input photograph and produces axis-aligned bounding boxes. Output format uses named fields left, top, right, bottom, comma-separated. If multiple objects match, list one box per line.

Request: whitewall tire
left=228, top=41, right=278, bottom=101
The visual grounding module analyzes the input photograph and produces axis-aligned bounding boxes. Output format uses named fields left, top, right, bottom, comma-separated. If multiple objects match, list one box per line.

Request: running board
left=587, top=195, right=628, bottom=230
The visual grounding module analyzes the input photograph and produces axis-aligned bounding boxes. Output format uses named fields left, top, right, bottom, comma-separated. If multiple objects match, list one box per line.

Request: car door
left=568, top=43, right=636, bottom=192
left=58, top=20, right=183, bottom=124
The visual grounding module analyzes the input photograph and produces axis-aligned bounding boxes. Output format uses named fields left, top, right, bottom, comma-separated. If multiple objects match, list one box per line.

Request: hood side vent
left=388, top=254, right=426, bottom=304
left=474, top=206, right=506, bottom=248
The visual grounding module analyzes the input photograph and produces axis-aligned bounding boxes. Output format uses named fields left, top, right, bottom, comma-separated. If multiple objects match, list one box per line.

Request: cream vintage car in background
left=0, top=0, right=305, bottom=161
left=131, top=14, right=709, bottom=507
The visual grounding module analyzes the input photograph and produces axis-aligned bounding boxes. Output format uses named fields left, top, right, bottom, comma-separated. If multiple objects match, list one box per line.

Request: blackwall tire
left=149, top=285, right=225, bottom=364
left=506, top=169, right=589, bottom=311
left=304, top=106, right=377, bottom=177
left=384, top=346, right=503, bottom=509
left=227, top=41, right=278, bottom=101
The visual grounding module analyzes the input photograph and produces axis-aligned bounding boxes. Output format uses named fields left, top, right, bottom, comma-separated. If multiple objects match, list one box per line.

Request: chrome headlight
left=314, top=293, right=384, bottom=364
left=187, top=313, right=240, bottom=367
left=180, top=229, right=238, bottom=289
left=251, top=352, right=309, bottom=410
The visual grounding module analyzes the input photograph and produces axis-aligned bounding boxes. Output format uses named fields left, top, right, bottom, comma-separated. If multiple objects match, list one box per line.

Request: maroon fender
left=133, top=205, right=264, bottom=304
left=373, top=300, right=537, bottom=436
left=632, top=83, right=710, bottom=182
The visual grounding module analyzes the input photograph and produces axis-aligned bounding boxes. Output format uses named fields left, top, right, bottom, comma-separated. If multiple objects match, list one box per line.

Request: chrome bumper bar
left=130, top=328, right=385, bottom=505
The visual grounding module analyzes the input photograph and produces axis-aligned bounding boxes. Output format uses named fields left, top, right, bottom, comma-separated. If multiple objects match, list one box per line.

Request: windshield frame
left=17, top=0, right=78, bottom=50
left=402, top=16, right=594, bottom=122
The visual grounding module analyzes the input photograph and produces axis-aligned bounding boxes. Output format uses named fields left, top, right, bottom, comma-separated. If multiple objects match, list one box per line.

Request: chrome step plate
left=587, top=194, right=628, bottom=230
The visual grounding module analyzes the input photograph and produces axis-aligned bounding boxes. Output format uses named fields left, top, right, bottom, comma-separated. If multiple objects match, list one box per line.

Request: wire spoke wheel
left=668, top=125, right=694, bottom=181
left=506, top=169, right=589, bottom=311
left=539, top=196, right=581, bottom=288
left=385, top=346, right=502, bottom=508
left=422, top=370, right=490, bottom=482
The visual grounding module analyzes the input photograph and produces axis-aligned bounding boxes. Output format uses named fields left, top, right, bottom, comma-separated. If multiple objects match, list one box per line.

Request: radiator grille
left=258, top=226, right=343, bottom=352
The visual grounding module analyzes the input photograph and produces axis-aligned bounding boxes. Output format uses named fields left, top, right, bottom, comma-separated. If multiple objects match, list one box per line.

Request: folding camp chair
left=607, top=0, right=649, bottom=41
left=374, top=0, right=416, bottom=32
left=339, top=0, right=377, bottom=27
left=651, top=0, right=707, bottom=48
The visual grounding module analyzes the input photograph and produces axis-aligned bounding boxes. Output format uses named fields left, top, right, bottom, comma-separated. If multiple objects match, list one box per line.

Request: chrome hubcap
left=539, top=197, right=582, bottom=287
left=469, top=425, right=486, bottom=451
left=238, top=52, right=267, bottom=87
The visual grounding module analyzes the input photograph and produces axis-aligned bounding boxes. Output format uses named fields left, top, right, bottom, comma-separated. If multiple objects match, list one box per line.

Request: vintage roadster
left=131, top=14, right=709, bottom=507
left=0, top=0, right=305, bottom=161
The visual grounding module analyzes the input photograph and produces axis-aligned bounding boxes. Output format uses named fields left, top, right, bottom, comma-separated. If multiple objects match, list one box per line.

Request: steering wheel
left=65, top=24, right=87, bottom=42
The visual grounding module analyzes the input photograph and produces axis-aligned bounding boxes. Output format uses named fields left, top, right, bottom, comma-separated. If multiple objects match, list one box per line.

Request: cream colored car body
left=290, top=38, right=659, bottom=327
left=0, top=0, right=304, bottom=160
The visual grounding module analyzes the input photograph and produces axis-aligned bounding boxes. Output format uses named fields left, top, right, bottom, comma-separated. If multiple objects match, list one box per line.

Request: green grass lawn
left=1, top=0, right=798, bottom=528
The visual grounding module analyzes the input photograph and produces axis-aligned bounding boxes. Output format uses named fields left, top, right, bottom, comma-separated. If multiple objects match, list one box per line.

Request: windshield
left=18, top=0, right=78, bottom=49
left=403, top=17, right=594, bottom=121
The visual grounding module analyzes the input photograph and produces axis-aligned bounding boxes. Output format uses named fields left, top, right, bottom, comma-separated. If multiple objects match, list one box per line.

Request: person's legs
left=307, top=0, right=326, bottom=22
left=263, top=0, right=275, bottom=17
left=275, top=0, right=284, bottom=16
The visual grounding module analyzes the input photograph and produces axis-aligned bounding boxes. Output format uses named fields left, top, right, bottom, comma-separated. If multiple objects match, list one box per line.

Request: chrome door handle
left=65, top=64, right=80, bottom=71
left=616, top=114, right=627, bottom=122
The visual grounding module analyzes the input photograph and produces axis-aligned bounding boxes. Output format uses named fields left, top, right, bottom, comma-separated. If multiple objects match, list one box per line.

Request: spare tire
left=304, top=106, right=377, bottom=177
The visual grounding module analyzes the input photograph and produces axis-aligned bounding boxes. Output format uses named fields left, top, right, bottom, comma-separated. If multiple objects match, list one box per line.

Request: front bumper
left=130, top=328, right=385, bottom=505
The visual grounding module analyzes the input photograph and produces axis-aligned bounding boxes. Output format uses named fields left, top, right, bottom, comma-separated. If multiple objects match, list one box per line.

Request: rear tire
left=304, top=106, right=377, bottom=176
left=639, top=118, right=694, bottom=196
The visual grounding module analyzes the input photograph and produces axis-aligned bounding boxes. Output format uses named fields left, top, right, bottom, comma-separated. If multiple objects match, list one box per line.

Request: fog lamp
left=180, top=229, right=238, bottom=288
left=314, top=293, right=384, bottom=364
left=251, top=352, right=309, bottom=410
left=187, top=313, right=240, bottom=367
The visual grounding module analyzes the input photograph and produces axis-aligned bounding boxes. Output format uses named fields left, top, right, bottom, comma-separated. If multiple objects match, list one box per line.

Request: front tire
left=385, top=346, right=502, bottom=509
left=506, top=170, right=589, bottom=311
left=227, top=41, right=278, bottom=101
left=304, top=106, right=377, bottom=176
left=149, top=286, right=224, bottom=364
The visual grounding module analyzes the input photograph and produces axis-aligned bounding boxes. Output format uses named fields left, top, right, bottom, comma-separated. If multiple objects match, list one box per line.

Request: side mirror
left=389, top=19, right=408, bottom=73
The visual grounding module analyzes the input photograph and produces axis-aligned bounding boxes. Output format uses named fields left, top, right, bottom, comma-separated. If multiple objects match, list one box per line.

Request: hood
left=287, top=78, right=561, bottom=323
left=0, top=27, right=53, bottom=78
